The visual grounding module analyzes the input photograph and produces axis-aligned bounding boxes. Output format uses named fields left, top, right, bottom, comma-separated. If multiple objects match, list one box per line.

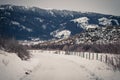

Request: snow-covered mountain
left=0, top=4, right=120, bottom=40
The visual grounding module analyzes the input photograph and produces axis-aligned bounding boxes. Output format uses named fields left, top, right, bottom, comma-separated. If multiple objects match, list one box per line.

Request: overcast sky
left=0, top=0, right=120, bottom=16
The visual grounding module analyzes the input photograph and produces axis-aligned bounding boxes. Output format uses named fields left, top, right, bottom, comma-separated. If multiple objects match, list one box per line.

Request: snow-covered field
left=0, top=50, right=120, bottom=80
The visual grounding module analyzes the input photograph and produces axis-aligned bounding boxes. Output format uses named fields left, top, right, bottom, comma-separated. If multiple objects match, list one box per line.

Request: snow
left=0, top=50, right=120, bottom=80
left=49, top=10, right=54, bottom=15
left=86, top=25, right=98, bottom=30
left=21, top=25, right=33, bottom=32
left=72, top=17, right=119, bottom=30
left=1, top=5, right=13, bottom=11
left=48, top=10, right=56, bottom=17
left=11, top=21, right=20, bottom=25
left=72, top=17, right=98, bottom=30
left=41, top=25, right=47, bottom=30
left=31, top=38, right=40, bottom=41
left=0, top=50, right=39, bottom=80
left=51, top=30, right=71, bottom=39
left=98, top=17, right=112, bottom=26
left=19, top=40, right=45, bottom=45
left=11, top=21, right=32, bottom=32
left=72, top=17, right=89, bottom=24
left=8, top=5, right=13, bottom=11
left=112, top=19, right=119, bottom=25
left=98, top=17, right=119, bottom=26
left=35, top=17, right=44, bottom=23
left=5, top=12, right=11, bottom=16
left=31, top=8, right=35, bottom=12
left=60, top=23, right=66, bottom=26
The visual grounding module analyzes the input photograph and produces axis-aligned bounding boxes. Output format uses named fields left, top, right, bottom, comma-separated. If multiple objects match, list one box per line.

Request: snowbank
left=0, top=50, right=39, bottom=80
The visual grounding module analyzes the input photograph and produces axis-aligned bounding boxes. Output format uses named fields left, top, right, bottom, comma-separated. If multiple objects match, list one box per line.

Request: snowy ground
left=0, top=50, right=120, bottom=80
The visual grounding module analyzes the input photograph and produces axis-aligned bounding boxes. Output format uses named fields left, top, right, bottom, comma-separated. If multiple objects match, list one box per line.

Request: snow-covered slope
left=0, top=50, right=120, bottom=80
left=72, top=17, right=89, bottom=24
left=71, top=17, right=99, bottom=30
left=98, top=17, right=119, bottom=26
left=51, top=30, right=71, bottom=39
left=71, top=17, right=89, bottom=29
left=0, top=50, right=39, bottom=80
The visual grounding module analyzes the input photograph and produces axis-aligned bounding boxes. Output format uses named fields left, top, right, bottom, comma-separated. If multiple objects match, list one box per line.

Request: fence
left=64, top=51, right=120, bottom=70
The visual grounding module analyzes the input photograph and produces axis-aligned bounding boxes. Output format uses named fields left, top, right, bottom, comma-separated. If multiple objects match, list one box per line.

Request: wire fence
left=64, top=51, right=120, bottom=70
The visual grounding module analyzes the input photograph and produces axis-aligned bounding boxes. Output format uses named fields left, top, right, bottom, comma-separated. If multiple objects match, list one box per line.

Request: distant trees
left=31, top=40, right=120, bottom=54
left=77, top=42, right=120, bottom=54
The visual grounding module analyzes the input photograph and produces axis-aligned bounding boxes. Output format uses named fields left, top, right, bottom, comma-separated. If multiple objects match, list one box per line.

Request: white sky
left=0, top=0, right=120, bottom=16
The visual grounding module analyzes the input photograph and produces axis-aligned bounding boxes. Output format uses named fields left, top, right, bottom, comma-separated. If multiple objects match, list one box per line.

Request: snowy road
left=21, top=51, right=116, bottom=80
left=0, top=50, right=120, bottom=80
left=23, top=54, right=94, bottom=80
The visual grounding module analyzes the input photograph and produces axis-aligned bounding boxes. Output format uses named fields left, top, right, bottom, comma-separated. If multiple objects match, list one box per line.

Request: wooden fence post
left=105, top=55, right=108, bottom=63
left=92, top=53, right=94, bottom=60
left=83, top=52, right=84, bottom=58
left=89, top=52, right=90, bottom=60
left=111, top=57, right=114, bottom=66
left=119, top=57, right=120, bottom=67
left=86, top=54, right=87, bottom=59
left=96, top=53, right=98, bottom=60
left=100, top=55, right=102, bottom=62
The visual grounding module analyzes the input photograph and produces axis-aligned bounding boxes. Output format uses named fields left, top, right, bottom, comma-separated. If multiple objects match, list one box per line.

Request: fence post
left=78, top=52, right=79, bottom=56
left=89, top=52, right=90, bottom=60
left=105, top=55, right=107, bottom=63
left=100, top=55, right=102, bottom=62
left=83, top=52, right=84, bottom=58
left=86, top=54, right=87, bottom=59
left=111, top=57, right=114, bottom=66
left=119, top=57, right=120, bottom=67
left=96, top=53, right=98, bottom=60
left=92, top=53, right=94, bottom=60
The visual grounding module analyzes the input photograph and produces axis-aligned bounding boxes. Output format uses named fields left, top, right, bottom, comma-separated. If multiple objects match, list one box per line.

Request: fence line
left=29, top=50, right=120, bottom=70
left=64, top=51, right=120, bottom=69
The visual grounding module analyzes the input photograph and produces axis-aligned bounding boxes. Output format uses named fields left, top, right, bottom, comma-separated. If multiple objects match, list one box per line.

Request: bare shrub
left=0, top=37, right=30, bottom=60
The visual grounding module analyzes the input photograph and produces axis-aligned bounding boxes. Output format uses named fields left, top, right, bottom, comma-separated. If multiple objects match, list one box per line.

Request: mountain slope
left=0, top=4, right=120, bottom=40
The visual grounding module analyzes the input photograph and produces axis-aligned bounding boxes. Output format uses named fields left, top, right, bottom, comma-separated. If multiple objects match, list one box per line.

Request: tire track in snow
left=20, top=53, right=103, bottom=80
left=19, top=63, right=41, bottom=80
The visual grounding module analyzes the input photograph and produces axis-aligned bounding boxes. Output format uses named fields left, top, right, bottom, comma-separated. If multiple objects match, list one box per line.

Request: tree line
left=29, top=40, right=120, bottom=54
